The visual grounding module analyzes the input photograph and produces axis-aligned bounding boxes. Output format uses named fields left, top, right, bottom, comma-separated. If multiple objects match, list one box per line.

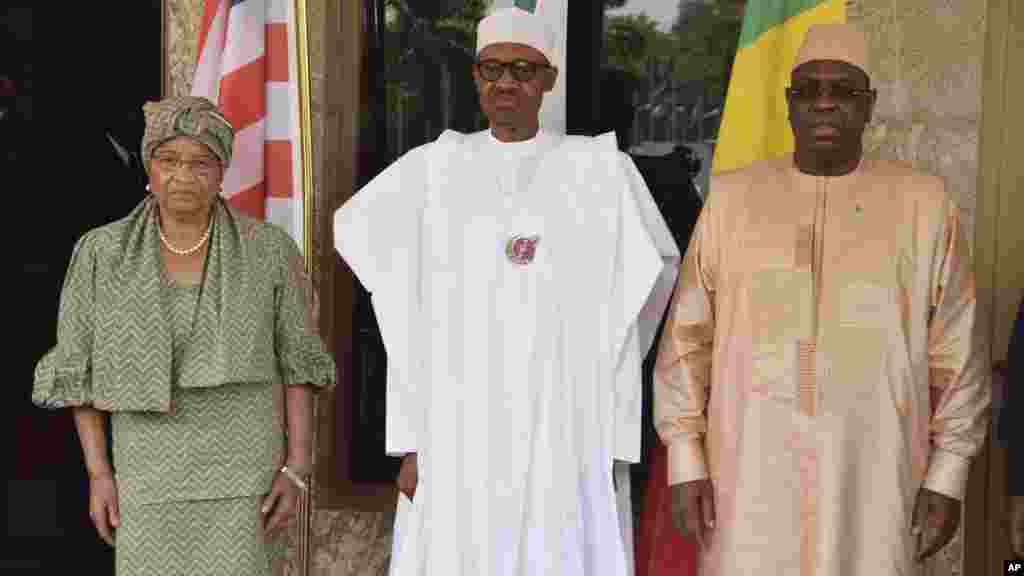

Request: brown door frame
left=312, top=0, right=398, bottom=512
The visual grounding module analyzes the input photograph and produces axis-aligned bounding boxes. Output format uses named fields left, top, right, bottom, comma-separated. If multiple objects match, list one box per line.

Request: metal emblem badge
left=505, top=235, right=540, bottom=265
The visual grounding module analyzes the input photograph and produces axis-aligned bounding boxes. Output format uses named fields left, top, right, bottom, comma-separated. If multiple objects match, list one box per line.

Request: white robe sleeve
left=610, top=150, right=680, bottom=463
left=333, top=146, right=429, bottom=456
left=605, top=149, right=677, bottom=576
left=619, top=152, right=681, bottom=357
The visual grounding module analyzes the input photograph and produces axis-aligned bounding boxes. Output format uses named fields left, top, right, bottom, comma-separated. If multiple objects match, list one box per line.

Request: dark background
left=8, top=3, right=161, bottom=573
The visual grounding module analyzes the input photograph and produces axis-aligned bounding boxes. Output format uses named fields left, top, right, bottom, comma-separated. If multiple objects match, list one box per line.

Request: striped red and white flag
left=191, top=0, right=305, bottom=249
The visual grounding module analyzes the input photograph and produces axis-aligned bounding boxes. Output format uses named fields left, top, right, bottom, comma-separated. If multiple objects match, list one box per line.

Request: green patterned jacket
left=34, top=197, right=336, bottom=412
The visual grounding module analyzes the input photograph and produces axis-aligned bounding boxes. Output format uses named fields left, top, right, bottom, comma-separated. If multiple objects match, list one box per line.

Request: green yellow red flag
left=712, top=0, right=846, bottom=174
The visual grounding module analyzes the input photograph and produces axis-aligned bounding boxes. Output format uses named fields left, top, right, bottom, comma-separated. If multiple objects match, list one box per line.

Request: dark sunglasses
left=476, top=59, right=552, bottom=83
left=786, top=81, right=875, bottom=104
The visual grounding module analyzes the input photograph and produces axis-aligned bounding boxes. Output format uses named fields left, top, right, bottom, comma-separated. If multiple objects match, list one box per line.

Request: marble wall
left=848, top=1, right=985, bottom=574
left=851, top=0, right=984, bottom=245
left=165, top=0, right=201, bottom=99
left=166, top=0, right=987, bottom=574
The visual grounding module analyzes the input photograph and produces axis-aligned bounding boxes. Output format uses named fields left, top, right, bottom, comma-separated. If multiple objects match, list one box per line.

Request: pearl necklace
left=159, top=219, right=212, bottom=256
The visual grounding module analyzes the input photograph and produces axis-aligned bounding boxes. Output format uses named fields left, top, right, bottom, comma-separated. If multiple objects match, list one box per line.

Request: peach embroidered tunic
left=655, top=156, right=990, bottom=576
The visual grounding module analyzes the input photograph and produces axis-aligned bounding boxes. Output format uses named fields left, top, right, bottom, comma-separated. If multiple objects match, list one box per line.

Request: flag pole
left=295, top=0, right=315, bottom=274
left=293, top=1, right=315, bottom=575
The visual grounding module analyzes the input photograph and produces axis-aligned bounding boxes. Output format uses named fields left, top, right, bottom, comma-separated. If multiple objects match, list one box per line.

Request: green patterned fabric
left=141, top=96, right=234, bottom=174
left=33, top=196, right=336, bottom=412
left=117, top=496, right=283, bottom=575
left=112, top=281, right=283, bottom=507
left=34, top=197, right=334, bottom=572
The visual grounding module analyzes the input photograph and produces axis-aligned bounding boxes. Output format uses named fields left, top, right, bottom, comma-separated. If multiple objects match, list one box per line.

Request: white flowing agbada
left=334, top=129, right=679, bottom=576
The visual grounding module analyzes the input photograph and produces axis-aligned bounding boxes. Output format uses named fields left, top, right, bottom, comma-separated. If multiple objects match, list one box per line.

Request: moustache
left=808, top=121, right=843, bottom=133
left=808, top=117, right=841, bottom=128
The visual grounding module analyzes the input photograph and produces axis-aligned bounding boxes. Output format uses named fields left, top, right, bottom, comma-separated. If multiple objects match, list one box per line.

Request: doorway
left=9, top=3, right=162, bottom=572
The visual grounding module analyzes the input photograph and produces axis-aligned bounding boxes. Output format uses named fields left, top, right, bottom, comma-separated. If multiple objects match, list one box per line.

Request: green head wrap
left=141, top=96, right=234, bottom=174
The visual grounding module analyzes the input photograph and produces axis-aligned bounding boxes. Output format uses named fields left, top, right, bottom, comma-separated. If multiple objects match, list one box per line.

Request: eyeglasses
left=786, top=81, right=875, bottom=104
left=152, top=154, right=221, bottom=177
left=476, top=59, right=552, bottom=83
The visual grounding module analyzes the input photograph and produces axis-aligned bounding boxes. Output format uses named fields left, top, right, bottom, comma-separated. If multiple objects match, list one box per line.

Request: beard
left=490, top=107, right=523, bottom=127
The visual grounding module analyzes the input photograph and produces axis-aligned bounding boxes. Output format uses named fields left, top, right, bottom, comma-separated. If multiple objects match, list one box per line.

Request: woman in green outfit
left=33, top=96, right=336, bottom=574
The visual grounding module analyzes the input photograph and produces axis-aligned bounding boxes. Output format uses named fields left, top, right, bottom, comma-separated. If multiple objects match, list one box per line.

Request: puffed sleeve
left=273, top=230, right=337, bottom=390
left=33, top=233, right=99, bottom=408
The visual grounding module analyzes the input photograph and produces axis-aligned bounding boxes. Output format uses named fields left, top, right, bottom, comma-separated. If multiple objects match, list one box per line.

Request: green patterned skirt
left=116, top=495, right=284, bottom=575
left=110, top=284, right=288, bottom=575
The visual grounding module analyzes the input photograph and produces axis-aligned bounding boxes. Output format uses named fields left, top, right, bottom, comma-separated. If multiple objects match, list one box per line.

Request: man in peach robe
left=654, top=24, right=990, bottom=575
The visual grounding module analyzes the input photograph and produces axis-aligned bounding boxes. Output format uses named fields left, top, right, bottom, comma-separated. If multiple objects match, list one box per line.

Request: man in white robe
left=333, top=7, right=680, bottom=576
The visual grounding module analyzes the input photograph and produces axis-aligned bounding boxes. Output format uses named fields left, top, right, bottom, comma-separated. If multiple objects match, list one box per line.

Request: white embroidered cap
left=476, top=7, right=557, bottom=65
